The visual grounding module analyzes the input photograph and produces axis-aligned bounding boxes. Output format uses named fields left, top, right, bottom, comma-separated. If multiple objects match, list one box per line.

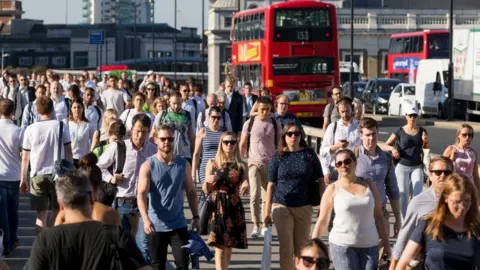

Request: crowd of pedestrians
left=0, top=69, right=479, bottom=270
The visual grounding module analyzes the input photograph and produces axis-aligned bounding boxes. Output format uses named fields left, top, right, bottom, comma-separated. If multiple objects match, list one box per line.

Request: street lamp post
left=174, top=0, right=177, bottom=81
left=201, top=0, right=205, bottom=86
left=133, top=3, right=137, bottom=69
left=448, top=0, right=454, bottom=121
left=150, top=0, right=155, bottom=71
left=349, top=0, right=355, bottom=99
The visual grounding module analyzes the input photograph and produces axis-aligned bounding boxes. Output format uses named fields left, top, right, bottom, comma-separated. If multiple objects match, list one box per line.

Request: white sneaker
left=250, top=227, right=260, bottom=238
left=260, top=227, right=268, bottom=238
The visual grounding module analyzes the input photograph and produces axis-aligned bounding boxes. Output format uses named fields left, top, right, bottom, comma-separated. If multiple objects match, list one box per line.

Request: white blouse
left=69, top=121, right=95, bottom=159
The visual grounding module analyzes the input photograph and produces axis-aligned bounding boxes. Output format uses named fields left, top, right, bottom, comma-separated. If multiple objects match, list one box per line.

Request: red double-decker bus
left=230, top=0, right=339, bottom=120
left=387, top=30, right=449, bottom=82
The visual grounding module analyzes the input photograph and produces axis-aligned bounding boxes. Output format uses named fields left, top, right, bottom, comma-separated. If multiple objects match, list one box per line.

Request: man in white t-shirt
left=0, top=99, right=24, bottom=255
left=101, top=76, right=129, bottom=115
left=20, top=96, right=73, bottom=235
left=50, top=81, right=69, bottom=124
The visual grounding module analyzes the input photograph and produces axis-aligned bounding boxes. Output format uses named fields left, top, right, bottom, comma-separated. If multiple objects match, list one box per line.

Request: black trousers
left=149, top=227, right=189, bottom=270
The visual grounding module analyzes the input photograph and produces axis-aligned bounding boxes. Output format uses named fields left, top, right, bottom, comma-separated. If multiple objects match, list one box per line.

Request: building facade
left=0, top=0, right=22, bottom=24
left=206, top=0, right=480, bottom=93
left=83, top=0, right=154, bottom=24
left=0, top=20, right=203, bottom=72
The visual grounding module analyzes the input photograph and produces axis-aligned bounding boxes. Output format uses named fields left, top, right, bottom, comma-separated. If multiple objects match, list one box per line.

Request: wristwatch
left=192, top=215, right=200, bottom=220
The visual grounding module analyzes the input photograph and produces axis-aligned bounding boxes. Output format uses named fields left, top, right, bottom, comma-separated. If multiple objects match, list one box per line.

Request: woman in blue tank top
left=192, top=106, right=224, bottom=184
left=202, top=131, right=249, bottom=270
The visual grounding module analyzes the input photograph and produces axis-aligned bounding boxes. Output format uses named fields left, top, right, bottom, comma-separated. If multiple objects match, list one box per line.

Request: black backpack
left=99, top=140, right=127, bottom=207
left=246, top=116, right=278, bottom=155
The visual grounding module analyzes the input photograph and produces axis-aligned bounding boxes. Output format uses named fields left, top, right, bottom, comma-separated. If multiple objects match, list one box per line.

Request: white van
left=415, top=59, right=449, bottom=118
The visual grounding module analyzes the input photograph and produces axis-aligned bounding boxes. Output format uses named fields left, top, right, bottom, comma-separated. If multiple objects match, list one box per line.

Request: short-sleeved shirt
left=241, top=117, right=282, bottom=166
left=394, top=127, right=424, bottom=167
left=323, top=102, right=340, bottom=123
left=25, top=221, right=146, bottom=270
left=268, top=148, right=323, bottom=207
left=410, top=219, right=480, bottom=270
left=159, top=109, right=193, bottom=158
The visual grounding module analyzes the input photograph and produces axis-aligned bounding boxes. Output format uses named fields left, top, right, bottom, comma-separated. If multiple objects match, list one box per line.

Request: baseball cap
left=404, top=104, right=419, bottom=116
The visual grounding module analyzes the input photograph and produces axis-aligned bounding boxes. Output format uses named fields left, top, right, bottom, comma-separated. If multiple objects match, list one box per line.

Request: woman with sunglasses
left=264, top=122, right=324, bottom=270
left=443, top=124, right=480, bottom=191
left=396, top=174, right=480, bottom=270
left=192, top=106, right=225, bottom=184
left=385, top=105, right=426, bottom=218
left=143, top=82, right=159, bottom=113
left=312, top=149, right=390, bottom=270
left=203, top=131, right=249, bottom=270
left=295, top=238, right=331, bottom=270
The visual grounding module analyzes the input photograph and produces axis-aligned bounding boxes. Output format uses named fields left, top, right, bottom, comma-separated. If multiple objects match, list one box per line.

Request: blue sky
left=22, top=0, right=209, bottom=30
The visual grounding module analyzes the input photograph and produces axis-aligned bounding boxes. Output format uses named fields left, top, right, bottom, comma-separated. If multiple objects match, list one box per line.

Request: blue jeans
left=330, top=243, right=379, bottom=270
left=136, top=217, right=151, bottom=264
left=114, top=199, right=139, bottom=234
left=395, top=163, right=424, bottom=219
left=0, top=181, right=20, bottom=252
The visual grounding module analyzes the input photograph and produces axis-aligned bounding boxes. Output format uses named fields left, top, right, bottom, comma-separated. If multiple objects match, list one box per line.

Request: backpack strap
left=94, top=105, right=102, bottom=127
left=115, top=140, right=127, bottom=174
left=331, top=121, right=338, bottom=146
left=246, top=115, right=256, bottom=155
left=57, top=121, right=64, bottom=163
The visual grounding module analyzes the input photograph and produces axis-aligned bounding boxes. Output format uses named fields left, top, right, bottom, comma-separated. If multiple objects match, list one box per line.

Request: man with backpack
left=239, top=96, right=282, bottom=238
left=322, top=86, right=343, bottom=131
left=355, top=117, right=402, bottom=265
left=24, top=170, right=150, bottom=270
left=97, top=114, right=157, bottom=237
left=83, top=87, right=103, bottom=131
left=196, top=93, right=232, bottom=134
left=21, top=84, right=48, bottom=129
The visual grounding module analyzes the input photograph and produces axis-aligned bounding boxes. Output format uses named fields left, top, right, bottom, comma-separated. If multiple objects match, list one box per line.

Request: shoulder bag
left=54, top=121, right=75, bottom=176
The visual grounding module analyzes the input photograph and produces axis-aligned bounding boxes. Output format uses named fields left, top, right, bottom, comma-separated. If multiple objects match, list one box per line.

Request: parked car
left=388, top=83, right=416, bottom=116
left=342, top=81, right=367, bottom=100
left=361, top=78, right=402, bottom=114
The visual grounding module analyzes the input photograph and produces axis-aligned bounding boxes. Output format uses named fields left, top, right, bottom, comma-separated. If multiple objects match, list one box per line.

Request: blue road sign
left=89, top=30, right=105, bottom=45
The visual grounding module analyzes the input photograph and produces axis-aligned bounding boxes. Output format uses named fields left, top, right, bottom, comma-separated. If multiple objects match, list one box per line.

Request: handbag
left=305, top=150, right=321, bottom=206
left=198, top=191, right=212, bottom=236
left=54, top=121, right=75, bottom=177
left=260, top=227, right=273, bottom=270
left=99, top=141, right=127, bottom=207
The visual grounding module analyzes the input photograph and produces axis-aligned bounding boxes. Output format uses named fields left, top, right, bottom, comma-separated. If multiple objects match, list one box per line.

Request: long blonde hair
left=101, top=109, right=118, bottom=134
left=214, top=131, right=245, bottom=173
left=424, top=174, right=479, bottom=241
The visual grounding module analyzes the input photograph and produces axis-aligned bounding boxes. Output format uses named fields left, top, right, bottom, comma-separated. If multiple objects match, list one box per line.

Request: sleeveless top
left=329, top=180, right=379, bottom=248
left=199, top=127, right=223, bottom=183
left=147, top=155, right=187, bottom=232
left=452, top=145, right=476, bottom=183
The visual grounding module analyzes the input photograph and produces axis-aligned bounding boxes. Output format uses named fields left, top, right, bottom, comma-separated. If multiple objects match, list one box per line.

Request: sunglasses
left=147, top=88, right=155, bottom=91
left=210, top=115, right=222, bottom=121
left=301, top=256, right=330, bottom=269
left=430, top=170, right=452, bottom=176
left=407, top=114, right=418, bottom=118
left=222, top=140, right=237, bottom=146
left=286, top=131, right=301, bottom=137
left=461, top=133, right=473, bottom=138
left=183, top=90, right=190, bottom=93
left=158, top=137, right=174, bottom=143
left=335, top=158, right=353, bottom=168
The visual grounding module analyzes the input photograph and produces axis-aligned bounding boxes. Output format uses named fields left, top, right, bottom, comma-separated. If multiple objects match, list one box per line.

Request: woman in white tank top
left=312, top=149, right=391, bottom=270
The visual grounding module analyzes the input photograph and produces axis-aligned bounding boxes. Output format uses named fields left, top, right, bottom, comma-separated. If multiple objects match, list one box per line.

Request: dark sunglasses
left=461, top=133, right=473, bottom=138
left=286, top=131, right=301, bottom=137
left=301, top=256, right=330, bottom=269
left=147, top=88, right=155, bottom=91
left=158, top=137, right=174, bottom=143
left=222, top=140, right=237, bottom=146
left=335, top=158, right=353, bottom=168
left=183, top=90, right=190, bottom=93
left=430, top=170, right=452, bottom=176
left=407, top=114, right=418, bottom=118
left=210, top=115, right=222, bottom=120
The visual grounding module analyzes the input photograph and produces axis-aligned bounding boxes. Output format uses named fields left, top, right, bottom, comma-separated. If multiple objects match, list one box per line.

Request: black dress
left=206, top=161, right=248, bottom=249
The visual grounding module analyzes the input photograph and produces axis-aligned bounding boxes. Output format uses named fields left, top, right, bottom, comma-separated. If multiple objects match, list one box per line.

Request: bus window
left=259, top=13, right=265, bottom=39
left=404, top=37, right=411, bottom=53
left=245, top=15, right=252, bottom=40
left=274, top=8, right=332, bottom=42
left=428, top=33, right=449, bottom=59
left=253, top=14, right=260, bottom=40
left=234, top=18, right=239, bottom=41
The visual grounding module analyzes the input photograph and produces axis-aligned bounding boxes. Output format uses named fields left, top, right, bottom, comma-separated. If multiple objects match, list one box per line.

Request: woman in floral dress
left=203, top=131, right=249, bottom=270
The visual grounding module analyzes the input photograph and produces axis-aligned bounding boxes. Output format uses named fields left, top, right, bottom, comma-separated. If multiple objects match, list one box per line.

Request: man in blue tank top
left=137, top=124, right=200, bottom=270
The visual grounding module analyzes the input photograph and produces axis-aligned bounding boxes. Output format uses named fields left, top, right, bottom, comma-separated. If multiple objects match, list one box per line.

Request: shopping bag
left=261, top=227, right=273, bottom=270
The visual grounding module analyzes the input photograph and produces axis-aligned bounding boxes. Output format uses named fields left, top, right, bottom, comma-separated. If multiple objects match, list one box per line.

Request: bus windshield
left=272, top=57, right=335, bottom=76
left=274, top=8, right=332, bottom=42
left=428, top=33, right=449, bottom=59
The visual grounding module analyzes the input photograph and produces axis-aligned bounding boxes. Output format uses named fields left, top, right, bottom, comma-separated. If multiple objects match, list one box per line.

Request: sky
left=22, top=0, right=209, bottom=30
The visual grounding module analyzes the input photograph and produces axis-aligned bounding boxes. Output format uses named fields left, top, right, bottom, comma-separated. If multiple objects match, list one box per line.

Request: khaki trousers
left=248, top=163, right=269, bottom=225
left=272, top=204, right=313, bottom=270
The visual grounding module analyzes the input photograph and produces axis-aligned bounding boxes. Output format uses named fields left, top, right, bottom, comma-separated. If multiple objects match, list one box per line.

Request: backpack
left=246, top=115, right=278, bottom=155
left=327, top=101, right=335, bottom=123
left=99, top=140, right=127, bottom=207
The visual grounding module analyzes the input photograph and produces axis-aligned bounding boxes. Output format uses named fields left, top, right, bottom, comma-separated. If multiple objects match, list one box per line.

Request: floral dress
left=206, top=161, right=248, bottom=249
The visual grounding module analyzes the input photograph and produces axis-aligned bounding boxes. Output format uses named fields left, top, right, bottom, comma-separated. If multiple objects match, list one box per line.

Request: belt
left=116, top=197, right=137, bottom=204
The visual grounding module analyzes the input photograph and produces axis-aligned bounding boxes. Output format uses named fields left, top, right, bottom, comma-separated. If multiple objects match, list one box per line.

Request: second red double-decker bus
left=387, top=30, right=449, bottom=82
left=230, top=0, right=339, bottom=120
